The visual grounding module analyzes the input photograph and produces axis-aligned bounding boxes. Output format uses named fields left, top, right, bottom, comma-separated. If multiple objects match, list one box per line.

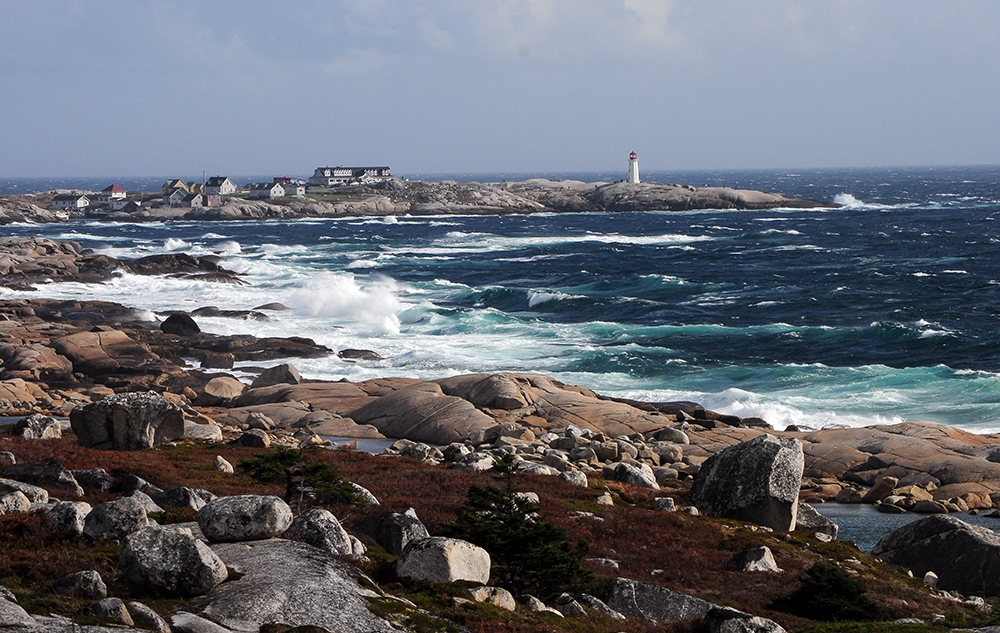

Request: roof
left=53, top=194, right=87, bottom=201
left=182, top=193, right=202, bottom=201
left=249, top=182, right=283, bottom=191
left=205, top=176, right=231, bottom=186
left=102, top=184, right=126, bottom=193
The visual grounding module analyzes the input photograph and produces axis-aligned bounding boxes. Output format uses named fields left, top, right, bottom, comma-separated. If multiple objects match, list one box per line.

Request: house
left=98, top=184, right=127, bottom=204
left=161, top=179, right=188, bottom=197
left=120, top=200, right=142, bottom=213
left=203, top=193, right=221, bottom=207
left=307, top=165, right=392, bottom=187
left=52, top=194, right=90, bottom=210
left=205, top=176, right=237, bottom=196
left=182, top=193, right=204, bottom=208
left=109, top=198, right=137, bottom=211
left=284, top=183, right=306, bottom=197
left=248, top=182, right=285, bottom=199
left=166, top=189, right=189, bottom=207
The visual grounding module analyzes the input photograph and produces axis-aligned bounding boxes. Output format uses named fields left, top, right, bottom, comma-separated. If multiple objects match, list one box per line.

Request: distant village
left=49, top=166, right=393, bottom=213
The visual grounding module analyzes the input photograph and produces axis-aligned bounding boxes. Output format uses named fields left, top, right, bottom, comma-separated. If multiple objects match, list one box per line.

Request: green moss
left=367, top=597, right=462, bottom=633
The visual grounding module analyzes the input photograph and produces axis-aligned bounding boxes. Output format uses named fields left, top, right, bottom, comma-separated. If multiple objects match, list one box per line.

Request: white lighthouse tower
left=627, top=150, right=640, bottom=184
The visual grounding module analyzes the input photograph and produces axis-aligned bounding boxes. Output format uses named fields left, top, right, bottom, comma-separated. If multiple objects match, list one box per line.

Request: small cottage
left=205, top=176, right=237, bottom=196
left=248, top=182, right=285, bottom=199
left=52, top=194, right=90, bottom=210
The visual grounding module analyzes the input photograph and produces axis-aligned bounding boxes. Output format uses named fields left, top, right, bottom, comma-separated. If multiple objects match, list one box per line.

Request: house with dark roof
left=205, top=176, right=237, bottom=196
left=166, top=189, right=189, bottom=207
left=161, top=179, right=188, bottom=197
left=248, top=182, right=285, bottom=199
left=52, top=194, right=90, bottom=210
left=182, top=193, right=204, bottom=208
left=308, top=166, right=392, bottom=187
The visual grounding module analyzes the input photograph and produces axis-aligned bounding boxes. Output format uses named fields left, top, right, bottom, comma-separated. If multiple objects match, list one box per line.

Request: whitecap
left=163, top=237, right=190, bottom=251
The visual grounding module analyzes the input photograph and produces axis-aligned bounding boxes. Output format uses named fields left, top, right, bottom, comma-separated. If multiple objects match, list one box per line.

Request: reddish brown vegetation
left=0, top=430, right=972, bottom=631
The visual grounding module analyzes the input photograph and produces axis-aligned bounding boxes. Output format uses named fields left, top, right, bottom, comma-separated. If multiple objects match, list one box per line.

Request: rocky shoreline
left=0, top=178, right=835, bottom=224
left=4, top=237, right=1000, bottom=632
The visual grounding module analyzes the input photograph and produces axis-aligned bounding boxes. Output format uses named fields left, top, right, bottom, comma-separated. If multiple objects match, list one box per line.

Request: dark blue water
left=3, top=166, right=1000, bottom=432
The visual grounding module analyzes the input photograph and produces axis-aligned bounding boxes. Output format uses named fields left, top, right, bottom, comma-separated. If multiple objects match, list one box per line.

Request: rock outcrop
left=691, top=434, right=804, bottom=531
left=70, top=391, right=184, bottom=450
left=120, top=526, right=228, bottom=598
left=872, top=515, right=1000, bottom=596
left=396, top=537, right=491, bottom=584
left=197, top=495, right=293, bottom=542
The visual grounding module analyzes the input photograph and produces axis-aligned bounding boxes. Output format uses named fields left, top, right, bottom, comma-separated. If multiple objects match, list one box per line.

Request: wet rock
left=198, top=494, right=293, bottom=542
left=161, top=313, right=200, bottom=337
left=250, top=363, right=301, bottom=389
left=396, top=537, right=491, bottom=584
left=121, top=526, right=228, bottom=597
left=338, top=348, right=383, bottom=361
left=691, top=434, right=804, bottom=531
left=70, top=391, right=184, bottom=450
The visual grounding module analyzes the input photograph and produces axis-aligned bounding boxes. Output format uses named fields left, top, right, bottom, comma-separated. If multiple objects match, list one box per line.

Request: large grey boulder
left=198, top=495, right=292, bottom=542
left=281, top=508, right=353, bottom=556
left=872, top=514, right=1000, bottom=596
left=0, top=477, right=47, bottom=503
left=604, top=577, right=715, bottom=623
left=204, top=538, right=399, bottom=632
left=727, top=546, right=781, bottom=573
left=0, top=597, right=36, bottom=627
left=396, top=537, right=491, bottom=584
left=360, top=509, right=429, bottom=556
left=795, top=502, right=839, bottom=539
left=84, top=496, right=149, bottom=541
left=703, top=606, right=788, bottom=633
left=51, top=570, right=107, bottom=600
left=612, top=462, right=659, bottom=489
left=70, top=391, right=184, bottom=450
left=46, top=501, right=92, bottom=537
left=126, top=601, right=172, bottom=633
left=0, top=491, right=30, bottom=515
left=13, top=413, right=62, bottom=439
left=691, top=434, right=804, bottom=531
left=3, top=460, right=84, bottom=497
left=120, top=526, right=228, bottom=597
left=154, top=486, right=215, bottom=511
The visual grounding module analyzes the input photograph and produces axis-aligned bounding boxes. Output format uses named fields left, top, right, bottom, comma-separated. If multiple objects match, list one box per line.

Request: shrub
left=238, top=447, right=360, bottom=511
left=770, top=561, right=891, bottom=622
left=438, top=454, right=593, bottom=600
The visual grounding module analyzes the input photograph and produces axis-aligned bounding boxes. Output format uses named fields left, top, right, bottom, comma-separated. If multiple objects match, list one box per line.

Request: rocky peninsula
left=3, top=237, right=1000, bottom=633
left=0, top=178, right=834, bottom=224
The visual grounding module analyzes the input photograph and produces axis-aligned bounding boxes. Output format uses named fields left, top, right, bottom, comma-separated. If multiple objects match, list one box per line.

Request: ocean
left=3, top=165, right=1000, bottom=434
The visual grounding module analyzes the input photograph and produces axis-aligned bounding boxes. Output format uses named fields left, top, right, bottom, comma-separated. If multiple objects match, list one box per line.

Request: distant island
left=0, top=168, right=836, bottom=225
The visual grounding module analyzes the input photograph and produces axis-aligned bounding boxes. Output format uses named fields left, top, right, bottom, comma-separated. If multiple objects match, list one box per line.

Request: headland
left=0, top=178, right=835, bottom=224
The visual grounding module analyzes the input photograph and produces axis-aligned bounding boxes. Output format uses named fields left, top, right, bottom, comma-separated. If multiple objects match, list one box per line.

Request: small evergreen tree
left=769, top=561, right=891, bottom=622
left=439, top=454, right=593, bottom=600
left=238, top=447, right=360, bottom=511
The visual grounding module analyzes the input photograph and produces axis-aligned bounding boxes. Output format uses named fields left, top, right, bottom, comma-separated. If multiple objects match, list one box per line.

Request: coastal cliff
left=0, top=178, right=834, bottom=224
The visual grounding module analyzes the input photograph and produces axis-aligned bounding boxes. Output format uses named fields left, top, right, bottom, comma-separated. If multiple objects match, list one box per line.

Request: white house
left=98, top=184, right=127, bottom=204
left=205, top=176, right=237, bottom=196
left=109, top=198, right=140, bottom=211
left=52, top=194, right=90, bottom=210
left=284, top=182, right=306, bottom=197
left=248, top=182, right=285, bottom=199
left=308, top=165, right=392, bottom=187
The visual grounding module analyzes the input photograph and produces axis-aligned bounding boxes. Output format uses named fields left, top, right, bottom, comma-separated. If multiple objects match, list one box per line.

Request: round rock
left=198, top=494, right=293, bottom=542
left=120, top=526, right=227, bottom=597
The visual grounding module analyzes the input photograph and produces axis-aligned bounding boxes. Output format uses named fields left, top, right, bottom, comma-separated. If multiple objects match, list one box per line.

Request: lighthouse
left=627, top=150, right=640, bottom=184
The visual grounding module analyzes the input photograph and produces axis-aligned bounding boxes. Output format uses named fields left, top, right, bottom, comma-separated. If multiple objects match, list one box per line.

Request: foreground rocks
left=873, top=515, right=1000, bottom=597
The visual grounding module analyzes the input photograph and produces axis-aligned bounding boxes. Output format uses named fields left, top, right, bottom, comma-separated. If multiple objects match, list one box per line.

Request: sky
left=1, top=1, right=999, bottom=177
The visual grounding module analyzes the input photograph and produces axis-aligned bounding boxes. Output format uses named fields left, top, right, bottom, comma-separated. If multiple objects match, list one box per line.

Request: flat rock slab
left=204, top=539, right=399, bottom=632
left=604, top=577, right=715, bottom=624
